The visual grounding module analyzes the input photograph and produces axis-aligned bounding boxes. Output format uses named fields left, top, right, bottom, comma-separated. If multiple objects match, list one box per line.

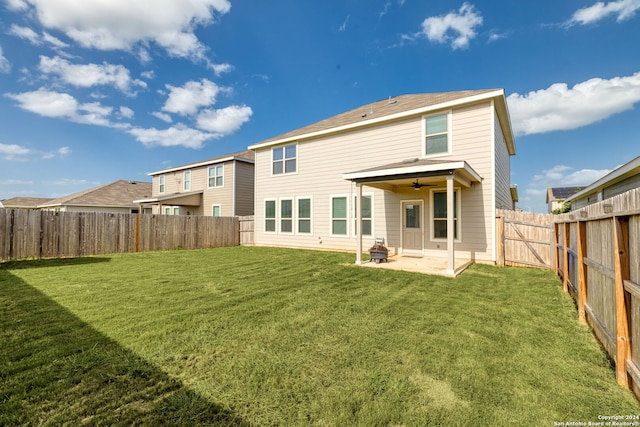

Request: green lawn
left=1, top=246, right=638, bottom=426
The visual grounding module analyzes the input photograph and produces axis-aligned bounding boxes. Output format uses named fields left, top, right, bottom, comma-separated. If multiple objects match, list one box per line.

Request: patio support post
left=355, top=182, right=363, bottom=265
left=446, top=175, right=455, bottom=275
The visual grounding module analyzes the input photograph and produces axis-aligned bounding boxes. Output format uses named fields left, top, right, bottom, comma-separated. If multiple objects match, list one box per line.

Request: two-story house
left=248, top=90, right=516, bottom=275
left=136, top=150, right=254, bottom=217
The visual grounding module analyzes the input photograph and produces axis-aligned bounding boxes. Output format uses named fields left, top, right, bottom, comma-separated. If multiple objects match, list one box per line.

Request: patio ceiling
left=342, top=158, right=482, bottom=191
left=133, top=190, right=203, bottom=206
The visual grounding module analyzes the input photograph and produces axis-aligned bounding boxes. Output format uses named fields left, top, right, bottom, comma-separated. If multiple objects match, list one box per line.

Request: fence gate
left=496, top=209, right=554, bottom=269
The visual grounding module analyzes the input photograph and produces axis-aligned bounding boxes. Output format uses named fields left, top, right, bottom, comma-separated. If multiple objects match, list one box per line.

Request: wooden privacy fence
left=0, top=209, right=241, bottom=261
left=554, top=187, right=640, bottom=396
left=496, top=209, right=554, bottom=269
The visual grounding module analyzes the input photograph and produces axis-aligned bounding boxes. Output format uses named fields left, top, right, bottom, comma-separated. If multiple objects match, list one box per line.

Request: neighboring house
left=0, top=197, right=54, bottom=209
left=136, top=150, right=255, bottom=217
left=248, top=90, right=517, bottom=274
left=38, top=180, right=152, bottom=213
left=546, top=187, right=582, bottom=213
left=566, top=155, right=640, bottom=210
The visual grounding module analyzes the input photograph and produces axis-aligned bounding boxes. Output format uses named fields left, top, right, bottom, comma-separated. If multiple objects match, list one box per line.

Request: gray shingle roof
left=39, top=180, right=152, bottom=207
left=253, top=90, right=502, bottom=146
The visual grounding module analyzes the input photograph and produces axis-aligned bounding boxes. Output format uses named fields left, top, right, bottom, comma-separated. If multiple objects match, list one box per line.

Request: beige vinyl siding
left=254, top=116, right=421, bottom=253
left=254, top=101, right=499, bottom=262
left=202, top=162, right=233, bottom=216
left=234, top=161, right=255, bottom=215
left=493, top=110, right=513, bottom=210
left=441, top=102, right=494, bottom=261
left=602, top=174, right=640, bottom=199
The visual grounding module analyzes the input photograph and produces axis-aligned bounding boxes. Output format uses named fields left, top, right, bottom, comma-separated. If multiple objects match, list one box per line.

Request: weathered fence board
left=0, top=210, right=240, bottom=261
left=554, top=186, right=640, bottom=396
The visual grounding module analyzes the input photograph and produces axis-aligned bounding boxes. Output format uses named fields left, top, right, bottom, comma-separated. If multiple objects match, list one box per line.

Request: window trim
left=184, top=170, right=191, bottom=191
left=264, top=199, right=277, bottom=234
left=422, top=111, right=452, bottom=158
left=159, top=175, right=166, bottom=194
left=271, top=143, right=298, bottom=176
left=212, top=204, right=221, bottom=217
left=353, top=193, right=374, bottom=238
left=208, top=164, right=224, bottom=188
left=296, top=196, right=312, bottom=235
left=429, top=187, right=462, bottom=242
left=330, top=194, right=349, bottom=237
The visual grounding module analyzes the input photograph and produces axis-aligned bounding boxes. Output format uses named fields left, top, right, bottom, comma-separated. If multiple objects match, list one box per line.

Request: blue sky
left=1, top=0, right=639, bottom=213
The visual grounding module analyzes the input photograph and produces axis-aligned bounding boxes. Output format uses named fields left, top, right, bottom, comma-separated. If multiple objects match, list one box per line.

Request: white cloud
left=507, top=72, right=640, bottom=136
left=339, top=15, right=350, bottom=32
left=8, top=25, right=41, bottom=45
left=19, top=0, right=231, bottom=60
left=118, top=106, right=135, bottom=119
left=520, top=165, right=612, bottom=212
left=162, top=79, right=223, bottom=115
left=0, top=143, right=32, bottom=160
left=52, top=178, right=93, bottom=186
left=128, top=124, right=218, bottom=149
left=141, top=70, right=155, bottom=79
left=152, top=111, right=173, bottom=123
left=211, top=62, right=233, bottom=76
left=420, top=2, right=483, bottom=49
left=196, top=105, right=253, bottom=134
left=5, top=88, right=128, bottom=128
left=567, top=0, right=640, bottom=26
left=0, top=45, right=10, bottom=73
left=38, top=56, right=147, bottom=93
left=42, top=32, right=69, bottom=49
left=6, top=0, right=29, bottom=11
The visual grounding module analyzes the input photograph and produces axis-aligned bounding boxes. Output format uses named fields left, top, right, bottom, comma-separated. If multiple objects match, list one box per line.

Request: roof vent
left=402, top=158, right=419, bottom=164
left=388, top=96, right=397, bottom=104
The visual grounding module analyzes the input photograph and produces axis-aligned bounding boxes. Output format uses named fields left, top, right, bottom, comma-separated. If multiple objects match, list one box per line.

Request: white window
left=212, top=204, right=221, bottom=217
left=173, top=207, right=180, bottom=216
left=424, top=112, right=451, bottom=157
left=280, top=199, right=293, bottom=233
left=184, top=170, right=191, bottom=191
left=430, top=189, right=461, bottom=240
left=265, top=200, right=276, bottom=233
left=297, top=198, right=312, bottom=234
left=354, top=194, right=373, bottom=237
left=208, top=165, right=223, bottom=187
left=272, top=144, right=297, bottom=175
left=163, top=206, right=171, bottom=215
left=159, top=175, right=165, bottom=193
left=331, top=196, right=348, bottom=236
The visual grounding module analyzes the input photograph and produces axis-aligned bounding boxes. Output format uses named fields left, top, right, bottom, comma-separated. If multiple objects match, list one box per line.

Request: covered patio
left=343, top=158, right=482, bottom=276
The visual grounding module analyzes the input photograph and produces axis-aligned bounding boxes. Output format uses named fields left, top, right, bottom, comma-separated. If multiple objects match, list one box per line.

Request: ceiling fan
left=410, top=179, right=434, bottom=190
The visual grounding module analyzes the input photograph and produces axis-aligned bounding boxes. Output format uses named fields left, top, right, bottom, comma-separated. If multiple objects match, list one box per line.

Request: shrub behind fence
left=0, top=210, right=240, bottom=261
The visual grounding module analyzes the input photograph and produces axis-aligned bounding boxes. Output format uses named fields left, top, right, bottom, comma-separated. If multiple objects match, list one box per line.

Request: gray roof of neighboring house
left=546, top=187, right=583, bottom=203
left=249, top=89, right=515, bottom=154
left=148, top=149, right=255, bottom=176
left=1, top=197, right=54, bottom=208
left=565, top=155, right=640, bottom=203
left=38, top=180, right=152, bottom=208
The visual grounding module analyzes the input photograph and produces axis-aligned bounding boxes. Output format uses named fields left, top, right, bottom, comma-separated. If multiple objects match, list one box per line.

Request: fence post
left=553, top=222, right=559, bottom=275
left=496, top=215, right=505, bottom=266
left=135, top=213, right=140, bottom=253
left=563, top=222, right=570, bottom=294
left=613, top=216, right=631, bottom=389
left=576, top=220, right=588, bottom=324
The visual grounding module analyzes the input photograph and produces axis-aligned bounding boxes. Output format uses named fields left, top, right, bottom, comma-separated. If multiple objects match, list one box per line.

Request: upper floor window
left=159, top=175, right=166, bottom=193
left=184, top=170, right=191, bottom=191
left=208, top=165, right=223, bottom=187
left=273, top=144, right=297, bottom=175
left=424, top=113, right=450, bottom=157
